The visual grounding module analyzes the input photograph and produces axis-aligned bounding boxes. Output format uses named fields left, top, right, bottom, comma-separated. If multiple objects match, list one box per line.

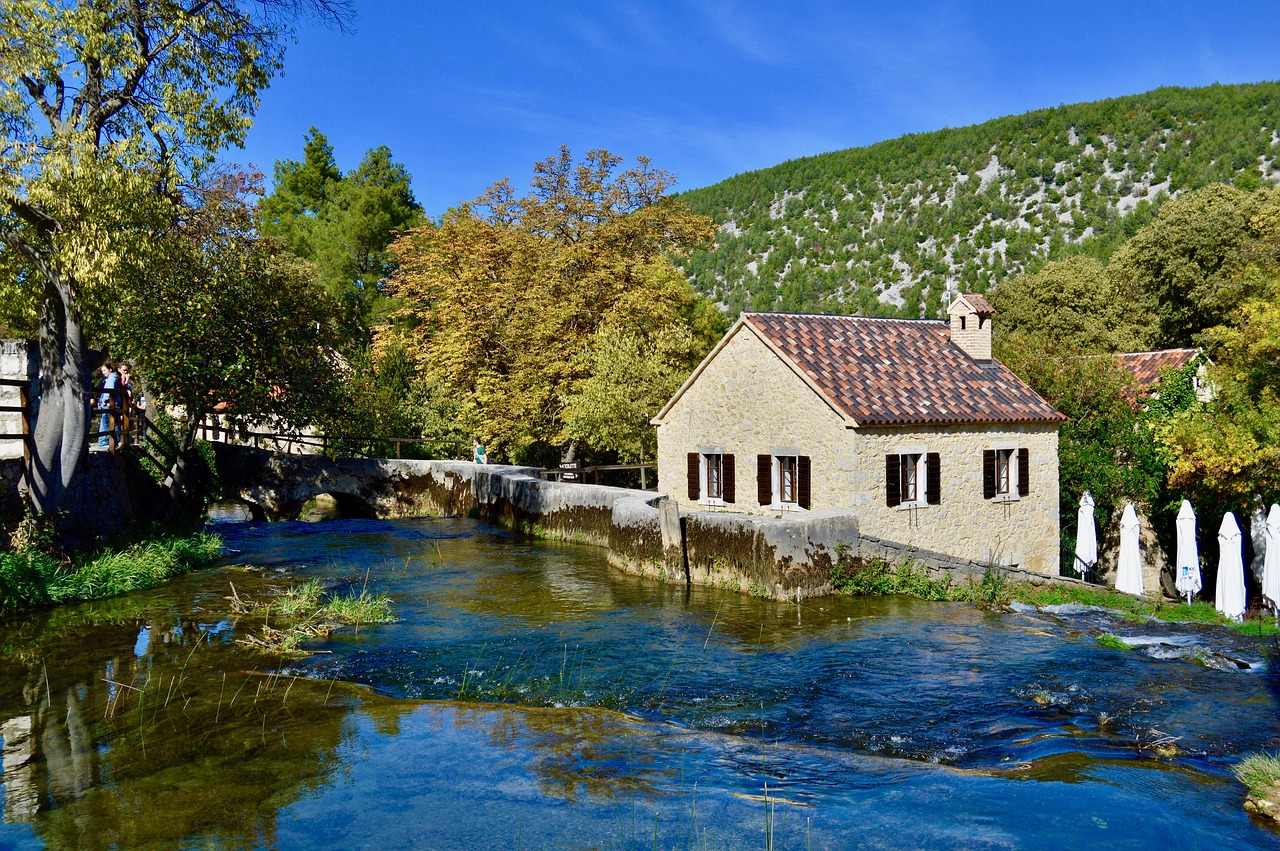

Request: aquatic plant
left=236, top=580, right=395, bottom=654
left=1095, top=634, right=1130, bottom=650
left=0, top=531, right=224, bottom=612
left=1235, top=753, right=1280, bottom=797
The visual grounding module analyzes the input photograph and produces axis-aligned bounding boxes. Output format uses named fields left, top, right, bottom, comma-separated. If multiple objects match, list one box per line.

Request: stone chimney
left=947, top=292, right=995, bottom=361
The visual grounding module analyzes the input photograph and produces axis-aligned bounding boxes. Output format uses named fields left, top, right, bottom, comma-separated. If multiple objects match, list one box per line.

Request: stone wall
left=211, top=444, right=1087, bottom=600
left=849, top=424, right=1060, bottom=574
left=654, top=325, right=1061, bottom=574
left=0, top=340, right=36, bottom=462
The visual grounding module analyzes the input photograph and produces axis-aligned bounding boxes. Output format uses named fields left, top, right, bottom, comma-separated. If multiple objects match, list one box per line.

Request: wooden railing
left=196, top=417, right=467, bottom=460
left=540, top=463, right=657, bottom=490
left=194, top=416, right=658, bottom=489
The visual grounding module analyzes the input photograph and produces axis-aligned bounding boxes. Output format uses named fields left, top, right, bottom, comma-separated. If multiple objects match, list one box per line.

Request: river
left=0, top=517, right=1277, bottom=849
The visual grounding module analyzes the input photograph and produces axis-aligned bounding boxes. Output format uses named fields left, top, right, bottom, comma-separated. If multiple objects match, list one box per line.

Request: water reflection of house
left=652, top=294, right=1066, bottom=574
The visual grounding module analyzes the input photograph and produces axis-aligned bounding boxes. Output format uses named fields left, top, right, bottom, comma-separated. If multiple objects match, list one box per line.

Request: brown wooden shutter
left=982, top=450, right=996, bottom=499
left=723, top=454, right=736, bottom=503
left=926, top=452, right=941, bottom=505
left=757, top=454, right=772, bottom=505
left=1017, top=448, right=1030, bottom=496
left=798, top=455, right=811, bottom=509
left=687, top=453, right=700, bottom=500
left=885, top=454, right=900, bottom=507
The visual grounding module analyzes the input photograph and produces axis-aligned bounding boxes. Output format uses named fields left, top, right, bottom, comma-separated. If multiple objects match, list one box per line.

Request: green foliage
left=1095, top=634, right=1129, bottom=650
left=260, top=128, right=423, bottom=338
left=1013, top=584, right=1280, bottom=634
left=321, top=338, right=471, bottom=458
left=995, top=333, right=1165, bottom=525
left=386, top=147, right=716, bottom=461
left=675, top=82, right=1280, bottom=317
left=0, top=0, right=348, bottom=515
left=0, top=531, right=223, bottom=612
left=562, top=324, right=698, bottom=463
left=1158, top=273, right=1280, bottom=504
left=1108, top=184, right=1278, bottom=346
left=110, top=170, right=346, bottom=452
left=988, top=256, right=1153, bottom=352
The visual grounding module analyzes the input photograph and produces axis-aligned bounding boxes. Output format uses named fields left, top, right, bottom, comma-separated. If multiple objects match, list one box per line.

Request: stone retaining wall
left=0, top=340, right=35, bottom=461
left=212, top=445, right=1086, bottom=600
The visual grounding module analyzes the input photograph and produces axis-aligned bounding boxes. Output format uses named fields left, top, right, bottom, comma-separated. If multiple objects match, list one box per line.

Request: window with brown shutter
left=982, top=450, right=996, bottom=499
left=687, top=453, right=700, bottom=500
left=926, top=453, right=940, bottom=505
left=885, top=454, right=900, bottom=507
left=1017, top=448, right=1030, bottom=496
left=798, top=455, right=811, bottom=509
left=757, top=455, right=772, bottom=505
left=723, top=454, right=736, bottom=503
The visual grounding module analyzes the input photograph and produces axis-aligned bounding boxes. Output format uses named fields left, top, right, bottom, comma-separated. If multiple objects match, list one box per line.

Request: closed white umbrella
left=1262, top=504, right=1280, bottom=619
left=1115, top=503, right=1144, bottom=596
left=1074, top=491, right=1097, bottom=579
left=1175, top=500, right=1201, bottom=604
left=1216, top=512, right=1247, bottom=623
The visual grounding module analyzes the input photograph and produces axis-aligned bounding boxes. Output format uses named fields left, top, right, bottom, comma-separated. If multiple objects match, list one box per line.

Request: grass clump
left=236, top=579, right=394, bottom=655
left=829, top=548, right=1011, bottom=607
left=1235, top=753, right=1280, bottom=797
left=1014, top=584, right=1280, bottom=636
left=1095, top=634, right=1130, bottom=650
left=829, top=545, right=1280, bottom=636
left=0, top=529, right=224, bottom=612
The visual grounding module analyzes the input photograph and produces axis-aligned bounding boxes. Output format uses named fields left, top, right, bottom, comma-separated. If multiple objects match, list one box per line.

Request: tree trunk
left=165, top=415, right=201, bottom=503
left=23, top=274, right=89, bottom=515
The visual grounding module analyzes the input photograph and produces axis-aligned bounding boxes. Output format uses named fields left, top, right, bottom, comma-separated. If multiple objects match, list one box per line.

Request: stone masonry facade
left=655, top=323, right=1061, bottom=574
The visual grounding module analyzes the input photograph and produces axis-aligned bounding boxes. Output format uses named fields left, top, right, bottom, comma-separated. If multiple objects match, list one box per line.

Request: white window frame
left=895, top=445, right=929, bottom=509
left=769, top=450, right=806, bottom=511
left=698, top=448, right=726, bottom=506
left=992, top=443, right=1020, bottom=503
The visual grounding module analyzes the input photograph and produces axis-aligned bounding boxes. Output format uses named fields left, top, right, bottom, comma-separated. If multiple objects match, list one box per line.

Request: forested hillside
left=677, top=82, right=1280, bottom=317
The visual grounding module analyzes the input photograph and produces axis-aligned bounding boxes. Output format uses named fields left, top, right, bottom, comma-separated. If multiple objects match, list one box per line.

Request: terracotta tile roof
left=1114, top=348, right=1199, bottom=391
left=744, top=313, right=1064, bottom=426
left=959, top=293, right=995, bottom=315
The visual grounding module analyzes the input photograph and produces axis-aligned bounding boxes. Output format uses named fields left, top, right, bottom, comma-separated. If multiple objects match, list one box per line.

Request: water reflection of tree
left=453, top=705, right=673, bottom=804
left=0, top=587, right=412, bottom=849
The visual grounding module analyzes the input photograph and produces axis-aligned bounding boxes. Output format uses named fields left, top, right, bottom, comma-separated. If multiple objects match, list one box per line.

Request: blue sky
left=233, top=1, right=1280, bottom=216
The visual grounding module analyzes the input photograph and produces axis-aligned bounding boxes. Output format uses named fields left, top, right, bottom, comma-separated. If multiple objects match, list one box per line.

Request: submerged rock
left=1245, top=785, right=1280, bottom=826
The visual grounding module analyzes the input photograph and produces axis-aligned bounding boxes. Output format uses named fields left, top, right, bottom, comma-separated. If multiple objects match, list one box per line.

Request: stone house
left=652, top=294, right=1066, bottom=574
left=1112, top=348, right=1212, bottom=404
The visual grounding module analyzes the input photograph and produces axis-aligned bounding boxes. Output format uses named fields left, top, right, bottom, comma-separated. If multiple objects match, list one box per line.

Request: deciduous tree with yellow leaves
left=385, top=148, right=719, bottom=464
left=0, top=0, right=349, bottom=514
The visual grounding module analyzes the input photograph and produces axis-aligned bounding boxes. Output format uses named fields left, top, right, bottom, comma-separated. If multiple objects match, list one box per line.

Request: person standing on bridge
left=95, top=361, right=118, bottom=448
left=473, top=439, right=488, bottom=465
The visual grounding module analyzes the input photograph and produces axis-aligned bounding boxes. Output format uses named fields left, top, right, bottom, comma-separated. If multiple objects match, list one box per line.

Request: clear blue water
left=1, top=516, right=1277, bottom=849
